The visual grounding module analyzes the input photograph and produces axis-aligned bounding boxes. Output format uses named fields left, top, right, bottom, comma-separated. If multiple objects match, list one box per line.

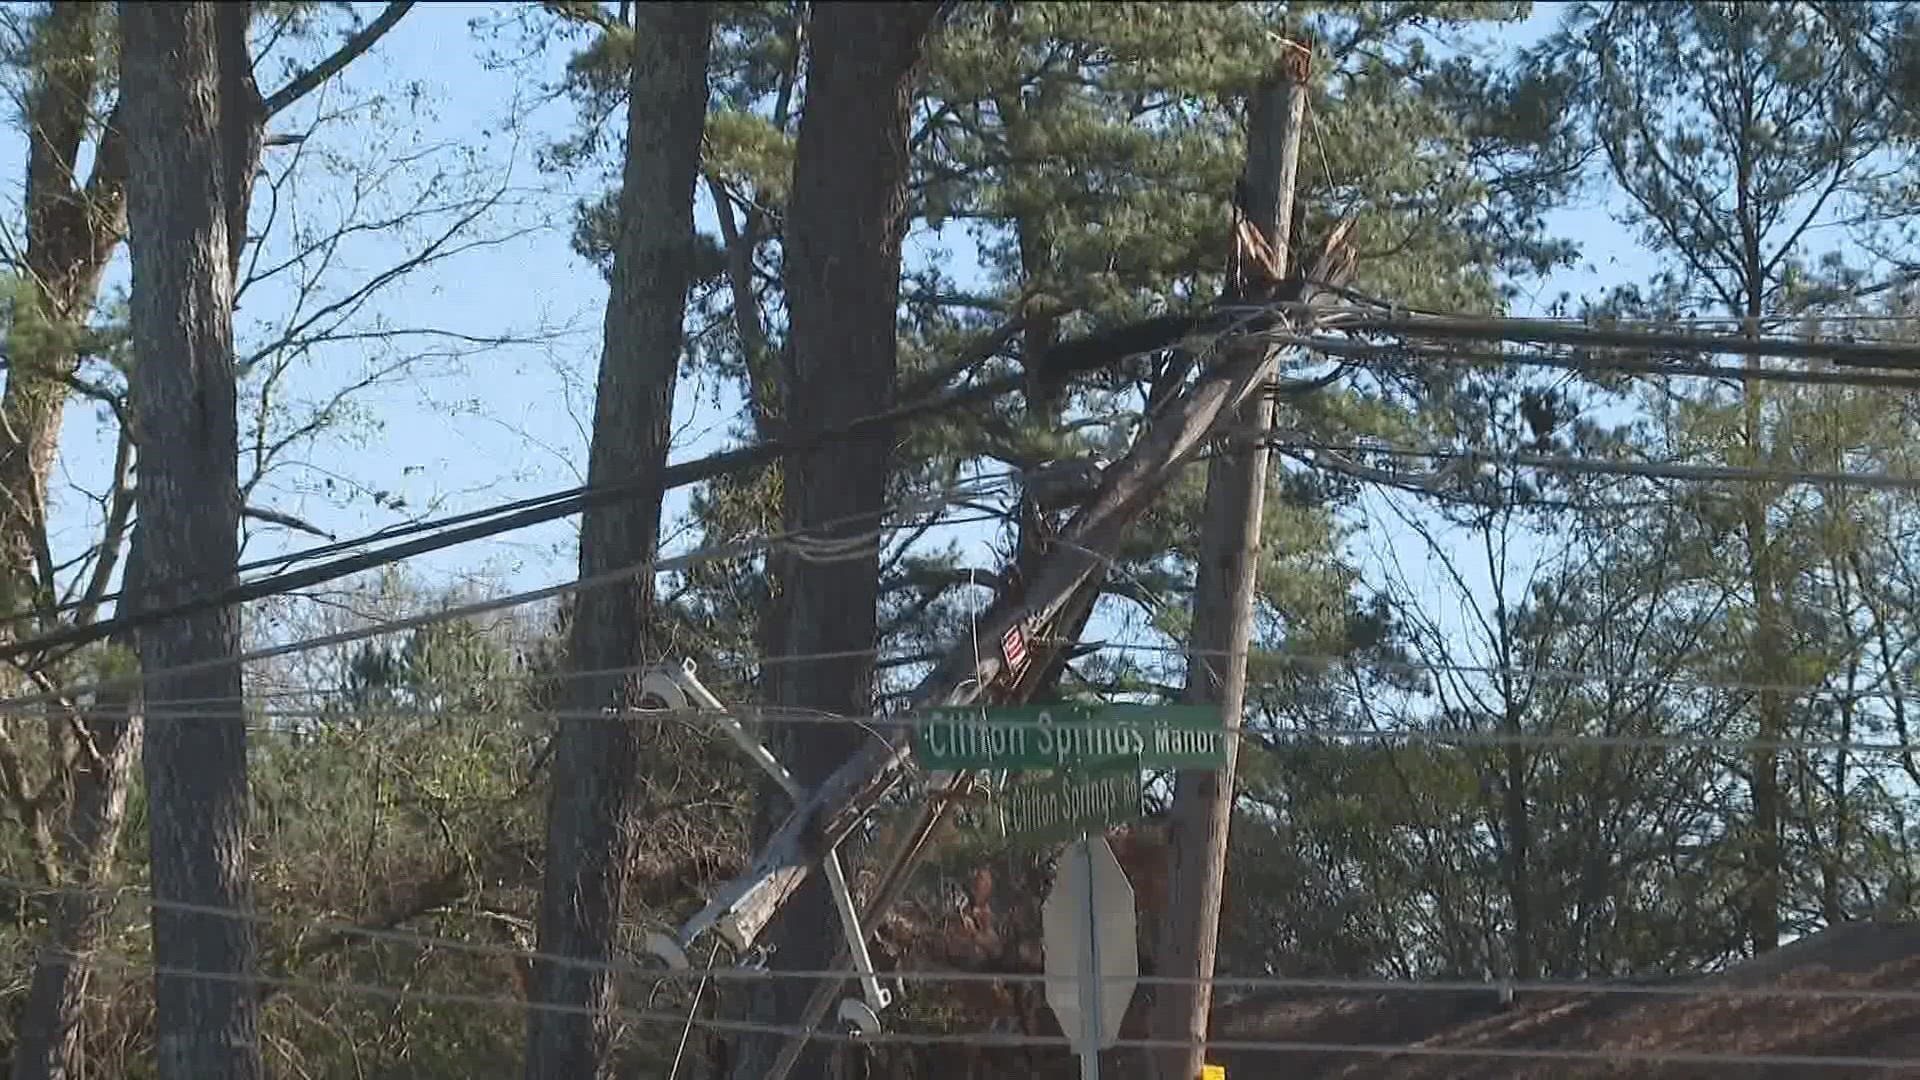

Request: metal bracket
left=738, top=943, right=773, bottom=971
left=823, top=848, right=892, bottom=1015
left=642, top=659, right=894, bottom=1028
left=664, top=659, right=802, bottom=800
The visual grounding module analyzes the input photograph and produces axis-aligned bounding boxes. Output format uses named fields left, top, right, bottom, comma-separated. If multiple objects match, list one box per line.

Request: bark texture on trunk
left=524, top=7, right=712, bottom=1079
left=730, top=6, right=943, bottom=1078
left=7, top=8, right=155, bottom=1075
left=121, top=4, right=263, bottom=1077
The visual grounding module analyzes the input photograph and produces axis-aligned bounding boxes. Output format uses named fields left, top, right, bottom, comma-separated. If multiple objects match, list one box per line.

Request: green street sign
left=913, top=702, right=1228, bottom=771
left=1001, top=766, right=1144, bottom=844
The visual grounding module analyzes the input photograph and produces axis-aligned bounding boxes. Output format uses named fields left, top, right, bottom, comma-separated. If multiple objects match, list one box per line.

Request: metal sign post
left=1078, top=833, right=1103, bottom=1080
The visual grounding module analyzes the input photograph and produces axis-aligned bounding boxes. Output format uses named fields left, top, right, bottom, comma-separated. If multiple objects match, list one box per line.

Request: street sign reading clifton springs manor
left=913, top=702, right=1227, bottom=772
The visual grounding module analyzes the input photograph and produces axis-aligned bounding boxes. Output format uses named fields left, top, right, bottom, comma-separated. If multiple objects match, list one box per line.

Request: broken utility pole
left=1152, top=40, right=1312, bottom=1080
left=647, top=78, right=1357, bottom=1080
left=741, top=259, right=1358, bottom=1079
left=740, top=263, right=1358, bottom=1080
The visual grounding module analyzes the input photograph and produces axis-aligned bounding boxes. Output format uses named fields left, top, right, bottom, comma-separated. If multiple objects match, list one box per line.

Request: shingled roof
left=1211, top=920, right=1920, bottom=1079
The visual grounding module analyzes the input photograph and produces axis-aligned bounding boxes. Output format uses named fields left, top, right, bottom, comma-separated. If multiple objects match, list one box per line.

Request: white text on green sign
left=1001, top=767, right=1144, bottom=844
left=914, top=703, right=1226, bottom=771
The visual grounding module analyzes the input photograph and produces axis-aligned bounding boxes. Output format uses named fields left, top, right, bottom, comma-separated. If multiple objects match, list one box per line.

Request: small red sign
left=1001, top=622, right=1031, bottom=677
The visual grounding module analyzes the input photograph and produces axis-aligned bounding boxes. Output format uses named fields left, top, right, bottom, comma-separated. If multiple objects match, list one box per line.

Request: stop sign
left=1042, top=836, right=1138, bottom=1051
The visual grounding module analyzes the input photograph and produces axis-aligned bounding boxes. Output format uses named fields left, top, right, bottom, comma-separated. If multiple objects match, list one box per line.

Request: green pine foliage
left=8, top=2, right=1920, bottom=1074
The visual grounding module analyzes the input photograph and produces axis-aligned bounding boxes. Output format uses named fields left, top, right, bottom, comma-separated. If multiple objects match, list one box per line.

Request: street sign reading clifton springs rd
left=1001, top=766, right=1144, bottom=844
left=913, top=702, right=1227, bottom=772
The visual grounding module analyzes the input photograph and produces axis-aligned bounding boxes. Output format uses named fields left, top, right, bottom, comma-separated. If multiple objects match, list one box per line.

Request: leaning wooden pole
left=748, top=253, right=1358, bottom=1080
left=1151, top=40, right=1311, bottom=1080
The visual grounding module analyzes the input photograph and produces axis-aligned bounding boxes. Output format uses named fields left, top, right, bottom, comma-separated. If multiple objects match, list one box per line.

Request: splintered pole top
left=1263, top=28, right=1315, bottom=81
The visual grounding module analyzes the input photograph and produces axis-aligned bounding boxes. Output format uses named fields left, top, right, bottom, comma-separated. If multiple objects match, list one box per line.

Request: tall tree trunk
left=524, top=7, right=711, bottom=1079
left=1744, top=414, right=1785, bottom=955
left=0, top=0, right=128, bottom=636
left=4, top=10, right=134, bottom=1074
left=730, top=6, right=944, bottom=1078
left=120, top=4, right=264, bottom=1077
left=10, top=536, right=145, bottom=1080
left=13, top=3, right=411, bottom=1070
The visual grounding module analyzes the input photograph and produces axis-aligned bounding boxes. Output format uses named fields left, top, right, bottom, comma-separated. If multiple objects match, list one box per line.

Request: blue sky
left=18, top=1, right=1661, bottom=663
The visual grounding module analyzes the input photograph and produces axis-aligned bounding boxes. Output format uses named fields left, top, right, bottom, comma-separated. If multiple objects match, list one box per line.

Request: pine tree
left=1539, top=0, right=1920, bottom=954
left=524, top=5, right=713, bottom=1078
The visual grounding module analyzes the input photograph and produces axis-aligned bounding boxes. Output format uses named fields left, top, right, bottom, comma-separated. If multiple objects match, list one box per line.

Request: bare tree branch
left=261, top=1, right=419, bottom=119
left=60, top=371, right=127, bottom=429
left=74, top=423, right=134, bottom=628
left=243, top=504, right=334, bottom=541
left=238, top=186, right=527, bottom=374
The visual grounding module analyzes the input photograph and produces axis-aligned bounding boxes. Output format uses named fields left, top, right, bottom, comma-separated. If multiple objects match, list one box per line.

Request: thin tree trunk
left=1745, top=483, right=1785, bottom=954
left=11, top=536, right=145, bottom=1080
left=13, top=1, right=409, bottom=1068
left=1741, top=298, right=1784, bottom=955
left=706, top=4, right=795, bottom=776
left=1501, top=701, right=1538, bottom=981
left=731, top=7, right=944, bottom=1078
left=120, top=4, right=263, bottom=1077
left=4, top=13, right=134, bottom=1075
left=524, top=7, right=712, bottom=1079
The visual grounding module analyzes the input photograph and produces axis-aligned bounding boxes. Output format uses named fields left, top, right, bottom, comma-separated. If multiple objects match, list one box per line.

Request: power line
left=2, top=369, right=1027, bottom=655
left=70, top=625, right=1920, bottom=715
left=28, top=307, right=1920, bottom=650
left=63, top=945, right=1920, bottom=1069
left=1535, top=313, right=1920, bottom=326
left=1266, top=436, right=1920, bottom=493
left=15, top=873, right=1920, bottom=1007
left=1134, top=1034, right=1920, bottom=1072
left=1041, top=638, right=1920, bottom=709
left=1250, top=302, right=1920, bottom=368
left=49, top=693, right=1920, bottom=760
left=179, top=705, right=1920, bottom=758
left=1315, top=336, right=1920, bottom=391
left=22, top=308, right=1920, bottom=661
left=58, top=946, right=910, bottom=1049
left=0, top=482, right=1012, bottom=715
left=34, top=928, right=1920, bottom=1070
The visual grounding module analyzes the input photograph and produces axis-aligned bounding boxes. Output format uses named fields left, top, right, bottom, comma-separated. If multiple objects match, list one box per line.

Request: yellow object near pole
left=1201, top=1067, right=1226, bottom=1080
